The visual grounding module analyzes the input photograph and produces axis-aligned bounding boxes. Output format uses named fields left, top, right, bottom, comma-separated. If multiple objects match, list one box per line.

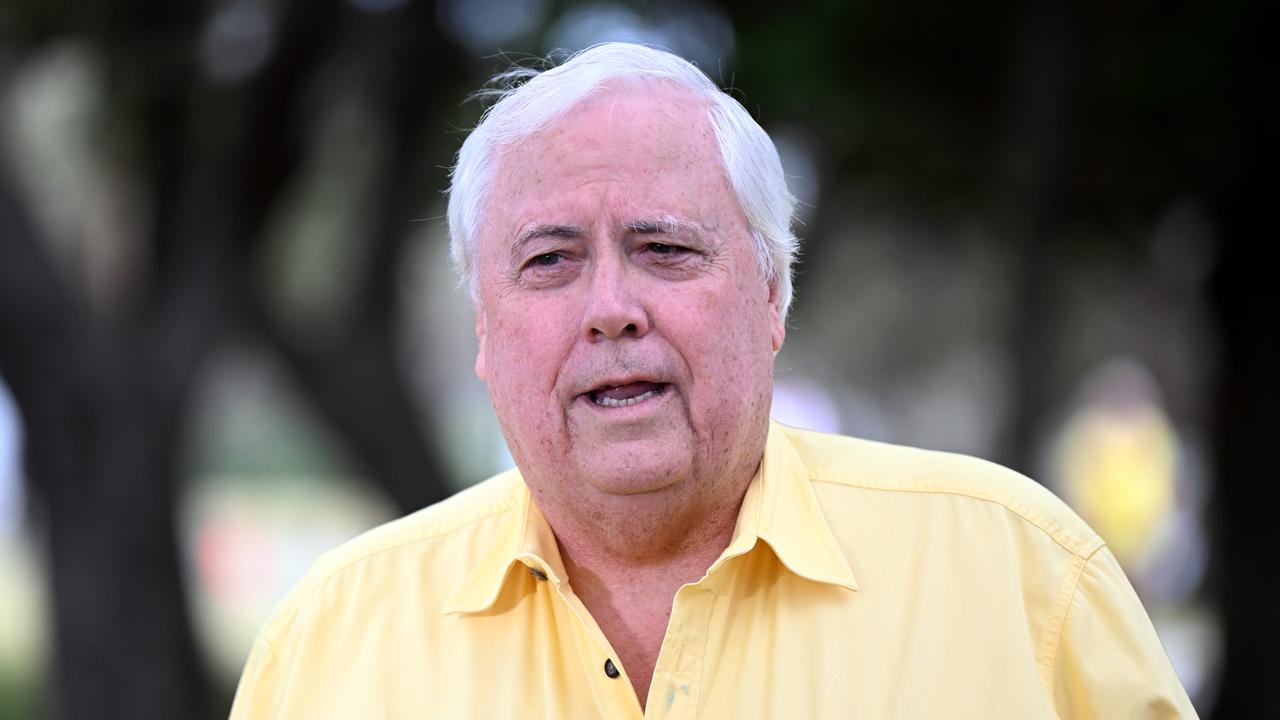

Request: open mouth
left=587, top=381, right=668, bottom=408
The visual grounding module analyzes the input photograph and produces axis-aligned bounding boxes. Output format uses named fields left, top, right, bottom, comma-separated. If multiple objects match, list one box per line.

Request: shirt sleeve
left=1050, top=546, right=1198, bottom=719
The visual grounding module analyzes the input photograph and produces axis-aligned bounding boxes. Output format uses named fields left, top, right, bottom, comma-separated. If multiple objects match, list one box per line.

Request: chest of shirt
left=267, top=546, right=1059, bottom=719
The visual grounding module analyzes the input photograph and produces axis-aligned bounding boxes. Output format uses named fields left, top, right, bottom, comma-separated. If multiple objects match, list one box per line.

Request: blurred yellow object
left=1058, top=402, right=1177, bottom=570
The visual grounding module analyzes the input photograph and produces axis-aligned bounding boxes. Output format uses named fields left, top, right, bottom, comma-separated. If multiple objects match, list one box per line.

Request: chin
left=575, top=450, right=692, bottom=498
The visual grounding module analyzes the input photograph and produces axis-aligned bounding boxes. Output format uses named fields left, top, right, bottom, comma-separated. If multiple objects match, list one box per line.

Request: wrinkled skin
left=473, top=82, right=785, bottom=557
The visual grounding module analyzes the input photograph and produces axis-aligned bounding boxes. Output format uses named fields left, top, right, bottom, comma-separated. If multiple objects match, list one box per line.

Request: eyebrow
left=510, top=215, right=706, bottom=254
left=624, top=215, right=704, bottom=239
left=512, top=224, right=585, bottom=254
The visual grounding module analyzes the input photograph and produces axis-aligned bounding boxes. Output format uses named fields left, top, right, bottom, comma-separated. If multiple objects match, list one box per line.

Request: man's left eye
left=647, top=243, right=685, bottom=255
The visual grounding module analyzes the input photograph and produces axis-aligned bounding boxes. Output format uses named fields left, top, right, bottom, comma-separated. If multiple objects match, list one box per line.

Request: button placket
left=549, top=583, right=644, bottom=719
left=649, top=582, right=716, bottom=719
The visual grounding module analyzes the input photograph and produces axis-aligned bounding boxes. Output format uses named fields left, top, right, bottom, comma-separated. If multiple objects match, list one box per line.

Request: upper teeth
left=595, top=388, right=659, bottom=407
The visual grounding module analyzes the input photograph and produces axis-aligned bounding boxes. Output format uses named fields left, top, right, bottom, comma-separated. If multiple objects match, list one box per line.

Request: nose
left=581, top=255, right=650, bottom=342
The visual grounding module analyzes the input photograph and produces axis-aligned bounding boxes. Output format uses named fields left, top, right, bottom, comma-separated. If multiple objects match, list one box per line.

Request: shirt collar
left=713, top=420, right=858, bottom=590
left=443, top=420, right=856, bottom=615
left=441, top=474, right=564, bottom=615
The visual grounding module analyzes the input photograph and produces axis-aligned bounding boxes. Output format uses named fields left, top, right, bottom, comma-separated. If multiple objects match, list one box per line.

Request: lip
left=574, top=384, right=672, bottom=416
left=573, top=373, right=667, bottom=398
left=572, top=374, right=674, bottom=413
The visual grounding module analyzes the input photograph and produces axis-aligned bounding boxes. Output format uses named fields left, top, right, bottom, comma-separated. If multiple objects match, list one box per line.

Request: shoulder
left=305, top=468, right=522, bottom=576
left=779, top=423, right=1103, bottom=559
left=256, top=469, right=523, bottom=643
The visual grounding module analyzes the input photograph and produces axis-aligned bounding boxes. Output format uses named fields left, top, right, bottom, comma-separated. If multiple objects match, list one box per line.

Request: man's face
left=473, top=83, right=785, bottom=540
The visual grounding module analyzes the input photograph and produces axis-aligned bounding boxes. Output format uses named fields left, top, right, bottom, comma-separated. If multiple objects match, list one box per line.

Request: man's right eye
left=518, top=251, right=578, bottom=287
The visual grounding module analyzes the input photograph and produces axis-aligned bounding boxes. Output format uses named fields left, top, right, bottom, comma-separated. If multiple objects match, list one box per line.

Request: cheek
left=485, top=303, right=574, bottom=391
left=673, top=283, right=775, bottom=396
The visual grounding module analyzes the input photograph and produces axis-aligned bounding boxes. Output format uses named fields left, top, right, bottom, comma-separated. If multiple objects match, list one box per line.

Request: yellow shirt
left=231, top=422, right=1196, bottom=719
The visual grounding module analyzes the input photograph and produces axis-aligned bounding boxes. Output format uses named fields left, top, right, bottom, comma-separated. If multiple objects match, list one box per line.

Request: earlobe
left=474, top=309, right=488, bottom=380
left=768, top=282, right=786, bottom=353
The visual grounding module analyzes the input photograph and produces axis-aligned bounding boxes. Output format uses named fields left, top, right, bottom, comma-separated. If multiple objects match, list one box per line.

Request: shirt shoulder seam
left=808, top=472, right=1102, bottom=558
left=1038, top=544, right=1104, bottom=696
left=241, top=632, right=280, bottom=712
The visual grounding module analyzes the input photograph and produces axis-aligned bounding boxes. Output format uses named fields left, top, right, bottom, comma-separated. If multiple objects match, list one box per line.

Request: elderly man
left=231, top=43, right=1195, bottom=718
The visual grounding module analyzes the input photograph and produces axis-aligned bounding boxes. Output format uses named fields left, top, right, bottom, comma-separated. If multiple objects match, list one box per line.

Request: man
left=231, top=43, right=1195, bottom=718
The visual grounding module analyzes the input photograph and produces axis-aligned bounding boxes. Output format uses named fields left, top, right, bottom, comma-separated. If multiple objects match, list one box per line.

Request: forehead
left=479, top=84, right=739, bottom=245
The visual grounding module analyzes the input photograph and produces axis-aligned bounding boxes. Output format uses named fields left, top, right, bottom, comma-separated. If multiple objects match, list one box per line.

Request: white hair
left=447, top=42, right=799, bottom=320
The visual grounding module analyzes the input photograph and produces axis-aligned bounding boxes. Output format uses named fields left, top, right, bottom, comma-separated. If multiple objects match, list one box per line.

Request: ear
left=474, top=307, right=488, bottom=381
left=768, top=279, right=786, bottom=353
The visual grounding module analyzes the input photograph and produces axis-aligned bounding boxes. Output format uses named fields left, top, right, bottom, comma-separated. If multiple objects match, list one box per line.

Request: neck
left=542, top=467, right=751, bottom=583
left=563, top=542, right=733, bottom=713
left=538, top=479, right=750, bottom=711
left=558, top=500, right=741, bottom=587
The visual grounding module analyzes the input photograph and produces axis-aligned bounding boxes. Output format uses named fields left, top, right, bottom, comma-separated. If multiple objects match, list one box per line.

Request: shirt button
left=604, top=658, right=620, bottom=679
left=528, top=566, right=548, bottom=581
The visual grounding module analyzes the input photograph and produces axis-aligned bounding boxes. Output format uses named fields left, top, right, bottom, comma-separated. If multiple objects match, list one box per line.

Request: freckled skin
left=472, top=83, right=785, bottom=706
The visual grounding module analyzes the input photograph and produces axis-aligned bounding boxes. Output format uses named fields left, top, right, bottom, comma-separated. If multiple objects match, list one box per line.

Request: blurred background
left=0, top=0, right=1273, bottom=717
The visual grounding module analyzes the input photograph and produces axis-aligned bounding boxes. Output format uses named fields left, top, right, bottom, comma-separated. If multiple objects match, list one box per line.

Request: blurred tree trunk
left=993, top=0, right=1081, bottom=476
left=248, top=0, right=464, bottom=513
left=1206, top=4, right=1276, bottom=711
left=1208, top=238, right=1278, bottom=719
left=1, top=145, right=214, bottom=717
left=0, top=0, right=463, bottom=716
